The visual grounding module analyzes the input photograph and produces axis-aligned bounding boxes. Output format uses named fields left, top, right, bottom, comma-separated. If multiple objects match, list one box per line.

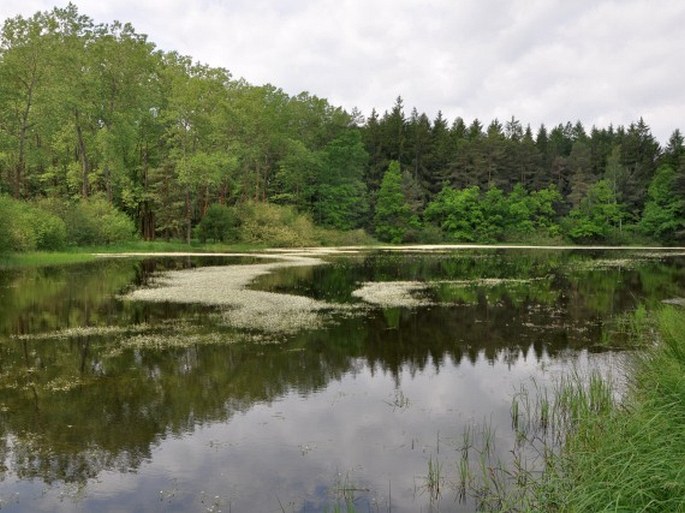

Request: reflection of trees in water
left=0, top=330, right=357, bottom=484
left=0, top=307, right=612, bottom=484
left=0, top=252, right=683, bottom=485
left=354, top=302, right=598, bottom=379
left=0, top=256, right=259, bottom=337
left=0, top=260, right=137, bottom=337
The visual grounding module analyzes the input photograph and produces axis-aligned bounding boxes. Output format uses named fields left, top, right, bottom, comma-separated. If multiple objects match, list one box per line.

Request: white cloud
left=0, top=0, right=683, bottom=142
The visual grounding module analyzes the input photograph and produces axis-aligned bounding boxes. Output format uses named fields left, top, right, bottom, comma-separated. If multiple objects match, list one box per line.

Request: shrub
left=414, top=224, right=445, bottom=244
left=31, top=208, right=68, bottom=250
left=38, top=196, right=136, bottom=246
left=236, top=201, right=317, bottom=247
left=194, top=204, right=238, bottom=243
left=0, top=195, right=67, bottom=252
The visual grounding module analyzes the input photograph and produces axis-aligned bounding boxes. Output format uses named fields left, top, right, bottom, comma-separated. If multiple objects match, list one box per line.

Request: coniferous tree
left=662, top=129, right=684, bottom=169
left=362, top=108, right=387, bottom=196
left=315, top=130, right=369, bottom=229
left=380, top=96, right=407, bottom=164
left=423, top=111, right=451, bottom=194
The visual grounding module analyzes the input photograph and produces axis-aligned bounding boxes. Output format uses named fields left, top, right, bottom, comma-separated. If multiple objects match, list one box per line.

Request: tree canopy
left=0, top=4, right=682, bottom=249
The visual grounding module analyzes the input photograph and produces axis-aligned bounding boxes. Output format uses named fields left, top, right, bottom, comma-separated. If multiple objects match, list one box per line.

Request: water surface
left=0, top=248, right=683, bottom=512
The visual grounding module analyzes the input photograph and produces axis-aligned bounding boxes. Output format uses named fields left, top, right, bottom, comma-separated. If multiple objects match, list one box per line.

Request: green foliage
left=0, top=5, right=675, bottom=248
left=424, top=185, right=562, bottom=243
left=39, top=196, right=136, bottom=246
left=236, top=201, right=317, bottom=247
left=503, top=185, right=563, bottom=241
left=564, top=179, right=625, bottom=242
left=424, top=185, right=484, bottom=242
left=29, top=206, right=68, bottom=250
left=373, top=161, right=419, bottom=243
left=0, top=195, right=67, bottom=251
left=639, top=165, right=684, bottom=243
left=194, top=203, right=237, bottom=243
left=314, top=227, right=376, bottom=246
left=316, top=130, right=369, bottom=229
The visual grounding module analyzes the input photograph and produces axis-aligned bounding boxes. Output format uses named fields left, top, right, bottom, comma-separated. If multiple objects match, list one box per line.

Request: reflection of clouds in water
left=1, top=361, right=632, bottom=503
left=0, top=346, right=628, bottom=513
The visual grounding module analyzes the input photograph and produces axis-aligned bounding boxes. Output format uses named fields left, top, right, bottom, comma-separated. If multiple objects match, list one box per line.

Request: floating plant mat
left=352, top=277, right=553, bottom=308
left=122, top=252, right=365, bottom=334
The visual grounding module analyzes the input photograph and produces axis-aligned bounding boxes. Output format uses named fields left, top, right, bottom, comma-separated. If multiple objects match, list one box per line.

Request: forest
left=1, top=4, right=684, bottom=252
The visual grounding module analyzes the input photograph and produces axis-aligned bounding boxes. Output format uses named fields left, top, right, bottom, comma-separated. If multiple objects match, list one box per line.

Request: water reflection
left=0, top=250, right=683, bottom=512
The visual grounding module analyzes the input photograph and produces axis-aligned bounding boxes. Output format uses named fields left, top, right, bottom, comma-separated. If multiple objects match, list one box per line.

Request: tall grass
left=459, top=306, right=685, bottom=512
left=600, top=303, right=654, bottom=349
left=538, top=306, right=685, bottom=513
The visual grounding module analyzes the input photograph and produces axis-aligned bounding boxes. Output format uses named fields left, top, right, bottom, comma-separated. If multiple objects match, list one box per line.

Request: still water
left=0, top=248, right=683, bottom=512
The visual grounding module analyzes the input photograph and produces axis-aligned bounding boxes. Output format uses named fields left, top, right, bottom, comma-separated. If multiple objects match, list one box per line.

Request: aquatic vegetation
left=568, top=256, right=646, bottom=271
left=120, top=251, right=372, bottom=334
left=599, top=303, right=655, bottom=348
left=454, top=308, right=685, bottom=512
left=351, top=277, right=551, bottom=307
left=9, top=324, right=148, bottom=341
left=422, top=454, right=443, bottom=501
left=351, top=281, right=431, bottom=307
left=123, top=255, right=334, bottom=333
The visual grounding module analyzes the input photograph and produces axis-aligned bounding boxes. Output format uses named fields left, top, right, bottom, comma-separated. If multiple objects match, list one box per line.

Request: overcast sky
left=2, top=0, right=683, bottom=143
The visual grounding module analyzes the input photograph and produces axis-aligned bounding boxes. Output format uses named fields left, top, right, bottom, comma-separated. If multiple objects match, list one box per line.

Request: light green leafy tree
left=639, top=165, right=684, bottom=243
left=424, top=185, right=483, bottom=242
left=565, top=179, right=625, bottom=242
left=374, top=161, right=418, bottom=242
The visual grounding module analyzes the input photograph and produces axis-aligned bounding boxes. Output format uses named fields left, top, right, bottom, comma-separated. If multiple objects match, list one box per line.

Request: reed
left=458, top=306, right=685, bottom=512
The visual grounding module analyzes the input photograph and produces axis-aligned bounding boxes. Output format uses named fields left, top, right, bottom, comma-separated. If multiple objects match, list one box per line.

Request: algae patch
left=123, top=254, right=340, bottom=334
left=351, top=278, right=550, bottom=308
left=352, top=281, right=432, bottom=308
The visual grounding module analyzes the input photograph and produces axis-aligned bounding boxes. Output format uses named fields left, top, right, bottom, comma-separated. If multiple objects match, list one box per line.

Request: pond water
left=0, top=248, right=684, bottom=512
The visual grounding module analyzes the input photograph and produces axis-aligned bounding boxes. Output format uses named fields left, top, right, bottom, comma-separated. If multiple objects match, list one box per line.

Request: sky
left=2, top=0, right=684, bottom=144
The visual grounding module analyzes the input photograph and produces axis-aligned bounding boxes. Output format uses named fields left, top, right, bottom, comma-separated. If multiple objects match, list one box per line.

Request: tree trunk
left=185, top=188, right=192, bottom=244
left=104, top=164, right=112, bottom=202
left=14, top=74, right=36, bottom=199
left=74, top=110, right=90, bottom=198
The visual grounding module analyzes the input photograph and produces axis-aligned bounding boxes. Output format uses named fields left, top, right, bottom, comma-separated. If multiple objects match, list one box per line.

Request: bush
left=194, top=204, right=238, bottom=243
left=31, top=208, right=68, bottom=250
left=414, top=224, right=445, bottom=244
left=236, top=202, right=317, bottom=247
left=39, top=196, right=136, bottom=246
left=0, top=195, right=67, bottom=252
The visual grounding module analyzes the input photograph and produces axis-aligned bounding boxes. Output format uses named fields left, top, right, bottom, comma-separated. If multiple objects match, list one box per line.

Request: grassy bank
left=464, top=307, right=683, bottom=512
left=534, top=306, right=685, bottom=512
left=455, top=306, right=685, bottom=512
left=0, top=241, right=268, bottom=269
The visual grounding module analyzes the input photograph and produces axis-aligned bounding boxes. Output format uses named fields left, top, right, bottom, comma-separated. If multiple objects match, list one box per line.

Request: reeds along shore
left=458, top=306, right=685, bottom=512
left=544, top=306, right=685, bottom=513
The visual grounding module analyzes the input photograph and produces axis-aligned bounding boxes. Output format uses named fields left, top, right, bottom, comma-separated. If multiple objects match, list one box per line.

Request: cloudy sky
left=2, top=0, right=684, bottom=143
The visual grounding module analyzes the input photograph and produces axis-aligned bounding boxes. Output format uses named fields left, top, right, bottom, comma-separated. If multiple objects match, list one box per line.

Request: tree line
left=1, top=4, right=684, bottom=251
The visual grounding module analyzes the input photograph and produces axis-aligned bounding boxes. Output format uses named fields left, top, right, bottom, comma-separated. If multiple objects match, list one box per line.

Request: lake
left=0, top=247, right=684, bottom=512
